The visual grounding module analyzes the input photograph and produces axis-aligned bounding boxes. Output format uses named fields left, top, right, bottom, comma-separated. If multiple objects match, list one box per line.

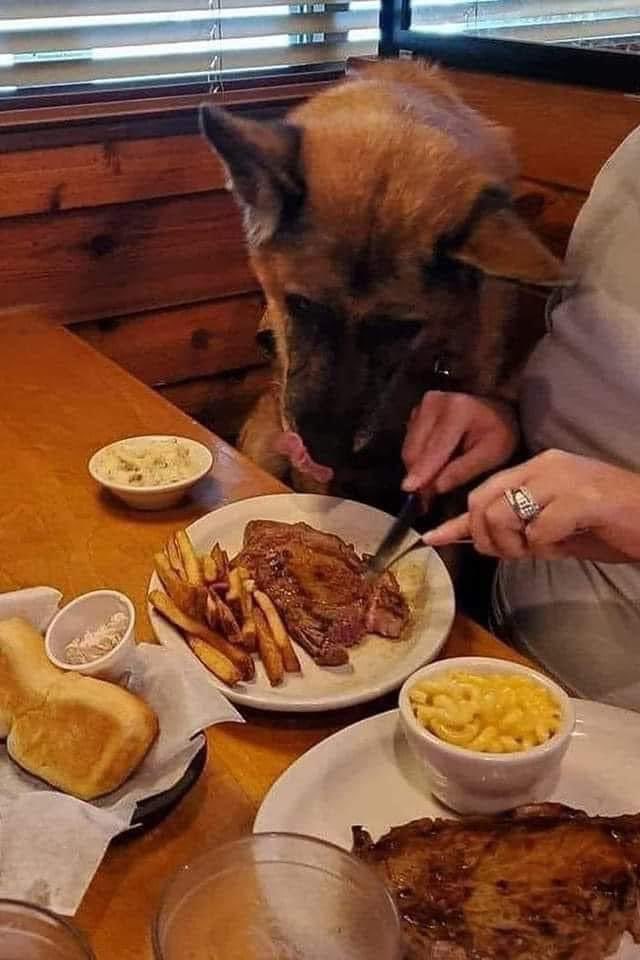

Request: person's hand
left=402, top=392, right=519, bottom=495
left=422, top=449, right=640, bottom=563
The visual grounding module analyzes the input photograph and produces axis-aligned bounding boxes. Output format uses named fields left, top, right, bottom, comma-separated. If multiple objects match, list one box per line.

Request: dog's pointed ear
left=199, top=104, right=304, bottom=247
left=451, top=205, right=563, bottom=287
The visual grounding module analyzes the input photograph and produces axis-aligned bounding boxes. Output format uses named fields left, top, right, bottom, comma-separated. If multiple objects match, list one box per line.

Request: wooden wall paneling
left=71, top=294, right=265, bottom=385
left=448, top=69, right=640, bottom=192
left=158, top=365, right=273, bottom=441
left=0, top=191, right=256, bottom=324
left=0, top=135, right=227, bottom=219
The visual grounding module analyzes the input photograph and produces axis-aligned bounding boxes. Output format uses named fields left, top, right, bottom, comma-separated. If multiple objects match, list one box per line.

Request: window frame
left=379, top=0, right=640, bottom=92
left=0, top=8, right=350, bottom=133
left=0, top=63, right=343, bottom=113
left=0, top=66, right=341, bottom=146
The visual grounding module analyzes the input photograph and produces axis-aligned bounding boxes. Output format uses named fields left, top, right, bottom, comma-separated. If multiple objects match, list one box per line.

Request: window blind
left=0, top=1, right=380, bottom=96
left=409, top=0, right=640, bottom=48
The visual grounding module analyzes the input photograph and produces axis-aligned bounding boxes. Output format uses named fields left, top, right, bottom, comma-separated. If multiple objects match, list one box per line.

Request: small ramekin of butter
left=88, top=435, right=214, bottom=510
left=399, top=657, right=575, bottom=814
left=45, top=589, right=135, bottom=680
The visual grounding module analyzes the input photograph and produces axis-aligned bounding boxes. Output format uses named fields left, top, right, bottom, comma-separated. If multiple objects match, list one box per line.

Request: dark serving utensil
left=365, top=493, right=423, bottom=580
left=366, top=492, right=474, bottom=579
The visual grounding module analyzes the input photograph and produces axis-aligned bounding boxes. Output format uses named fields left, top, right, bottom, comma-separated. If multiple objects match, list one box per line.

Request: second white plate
left=148, top=494, right=455, bottom=712
left=255, top=700, right=640, bottom=960
left=254, top=700, right=640, bottom=842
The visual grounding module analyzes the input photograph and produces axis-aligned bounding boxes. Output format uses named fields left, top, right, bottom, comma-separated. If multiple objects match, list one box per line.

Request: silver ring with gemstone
left=504, top=486, right=542, bottom=525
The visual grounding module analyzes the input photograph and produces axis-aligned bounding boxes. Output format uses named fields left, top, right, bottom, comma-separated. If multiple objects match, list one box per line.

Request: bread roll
left=0, top=618, right=58, bottom=738
left=0, top=617, right=158, bottom=800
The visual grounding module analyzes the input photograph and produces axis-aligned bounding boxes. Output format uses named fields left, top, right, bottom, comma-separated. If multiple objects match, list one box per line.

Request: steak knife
left=366, top=493, right=423, bottom=579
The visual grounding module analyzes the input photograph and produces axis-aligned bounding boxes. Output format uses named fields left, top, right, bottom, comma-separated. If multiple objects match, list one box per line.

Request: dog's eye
left=285, top=294, right=338, bottom=330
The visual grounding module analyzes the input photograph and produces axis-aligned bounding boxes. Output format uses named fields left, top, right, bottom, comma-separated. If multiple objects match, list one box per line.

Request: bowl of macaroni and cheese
left=89, top=435, right=214, bottom=510
left=399, top=658, right=575, bottom=814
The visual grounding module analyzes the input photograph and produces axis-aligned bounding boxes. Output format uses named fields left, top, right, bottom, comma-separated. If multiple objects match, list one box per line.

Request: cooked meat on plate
left=236, top=520, right=410, bottom=666
left=353, top=803, right=640, bottom=960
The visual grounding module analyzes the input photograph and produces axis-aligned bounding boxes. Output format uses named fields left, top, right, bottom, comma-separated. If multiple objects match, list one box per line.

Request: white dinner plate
left=255, top=701, right=640, bottom=958
left=148, top=493, right=455, bottom=712
left=255, top=699, right=640, bottom=839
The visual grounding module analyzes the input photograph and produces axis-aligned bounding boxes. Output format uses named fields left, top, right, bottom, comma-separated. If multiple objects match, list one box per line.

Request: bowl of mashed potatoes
left=89, top=435, right=213, bottom=510
left=399, top=657, right=575, bottom=814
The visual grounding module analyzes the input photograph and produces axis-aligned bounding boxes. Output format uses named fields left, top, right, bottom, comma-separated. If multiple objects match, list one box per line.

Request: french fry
left=206, top=590, right=243, bottom=645
left=176, top=530, right=203, bottom=586
left=186, top=635, right=242, bottom=687
left=241, top=616, right=257, bottom=653
left=166, top=535, right=187, bottom=580
left=205, top=591, right=218, bottom=631
left=202, top=554, right=219, bottom=585
left=254, top=607, right=284, bottom=687
left=211, top=544, right=229, bottom=582
left=210, top=580, right=230, bottom=593
left=226, top=567, right=256, bottom=625
left=225, top=568, right=247, bottom=632
left=254, top=590, right=301, bottom=673
left=149, top=590, right=254, bottom=680
left=236, top=576, right=257, bottom=650
left=226, top=568, right=244, bottom=605
left=240, top=592, right=257, bottom=645
left=154, top=553, right=207, bottom=620
left=210, top=588, right=256, bottom=652
left=229, top=566, right=254, bottom=617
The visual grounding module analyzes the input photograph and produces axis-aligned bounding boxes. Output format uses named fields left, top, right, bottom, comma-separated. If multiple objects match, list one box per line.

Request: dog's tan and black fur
left=201, top=60, right=562, bottom=512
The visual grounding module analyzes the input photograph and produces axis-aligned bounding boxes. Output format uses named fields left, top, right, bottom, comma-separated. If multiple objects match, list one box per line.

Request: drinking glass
left=153, top=833, right=402, bottom=960
left=0, top=900, right=94, bottom=959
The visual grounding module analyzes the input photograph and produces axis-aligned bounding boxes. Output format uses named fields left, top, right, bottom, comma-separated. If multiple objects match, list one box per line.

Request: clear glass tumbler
left=0, top=900, right=94, bottom=959
left=153, top=833, right=402, bottom=960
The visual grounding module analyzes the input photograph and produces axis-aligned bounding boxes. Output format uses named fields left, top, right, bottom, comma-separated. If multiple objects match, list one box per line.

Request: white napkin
left=0, top=586, right=63, bottom=632
left=0, top=588, right=243, bottom=915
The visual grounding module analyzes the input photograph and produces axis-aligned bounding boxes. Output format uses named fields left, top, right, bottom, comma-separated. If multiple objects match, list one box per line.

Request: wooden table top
left=0, top=319, right=530, bottom=959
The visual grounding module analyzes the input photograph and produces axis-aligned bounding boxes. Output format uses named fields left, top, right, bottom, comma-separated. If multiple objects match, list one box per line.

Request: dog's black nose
left=295, top=413, right=350, bottom=468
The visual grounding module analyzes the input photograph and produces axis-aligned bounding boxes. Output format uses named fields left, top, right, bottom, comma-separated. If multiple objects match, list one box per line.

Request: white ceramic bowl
left=45, top=590, right=135, bottom=680
left=399, top=657, right=575, bottom=815
left=88, top=435, right=214, bottom=511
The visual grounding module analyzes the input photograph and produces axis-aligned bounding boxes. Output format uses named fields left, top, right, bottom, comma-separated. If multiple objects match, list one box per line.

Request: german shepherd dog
left=200, top=60, right=562, bottom=515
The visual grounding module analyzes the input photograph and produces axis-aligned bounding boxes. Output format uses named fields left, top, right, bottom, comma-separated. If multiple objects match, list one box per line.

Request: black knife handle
left=371, top=492, right=422, bottom=571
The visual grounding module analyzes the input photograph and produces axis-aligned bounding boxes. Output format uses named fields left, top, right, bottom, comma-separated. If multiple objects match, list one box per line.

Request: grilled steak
left=352, top=803, right=640, bottom=960
left=235, top=520, right=409, bottom=665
